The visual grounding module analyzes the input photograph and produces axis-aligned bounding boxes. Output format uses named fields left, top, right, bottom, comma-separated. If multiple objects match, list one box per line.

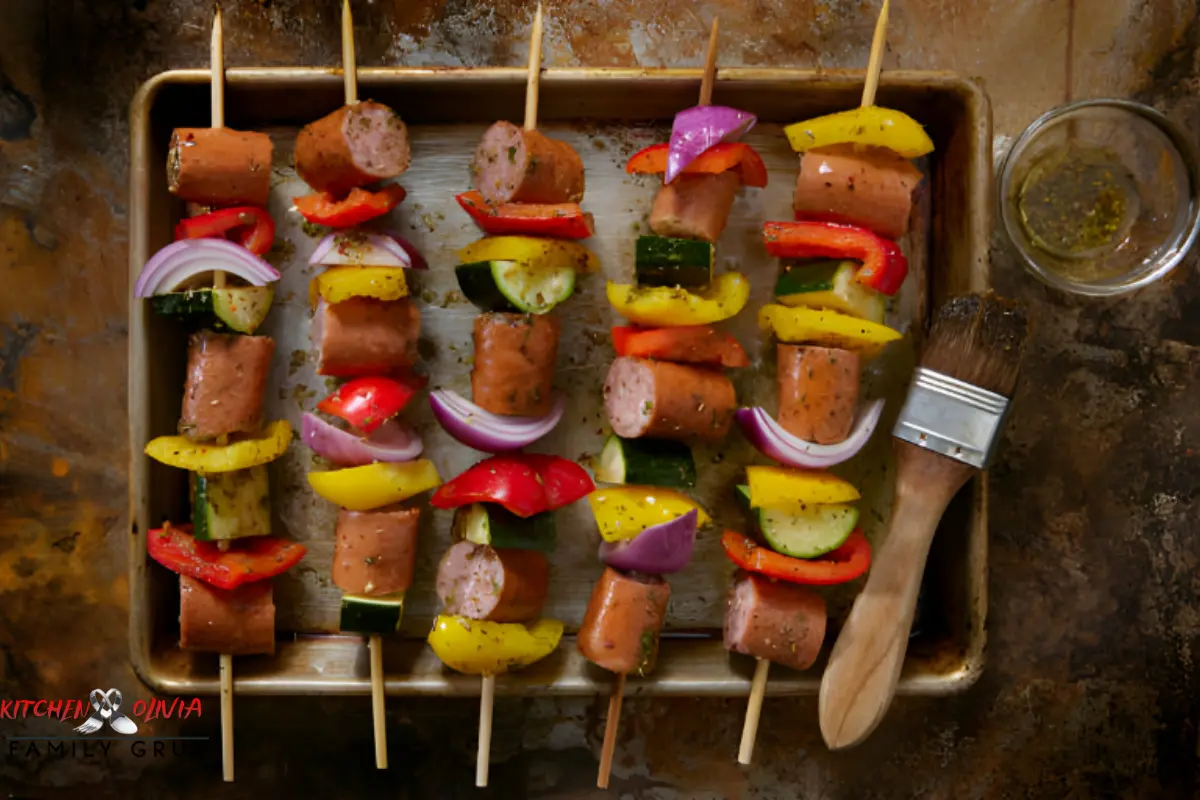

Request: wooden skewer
left=733, top=2, right=889, bottom=767
left=209, top=9, right=235, bottom=782
left=698, top=18, right=719, bottom=106
left=211, top=7, right=226, bottom=296
left=597, top=672, right=626, bottom=788
left=737, top=659, right=770, bottom=764
left=370, top=634, right=387, bottom=769
left=860, top=0, right=889, bottom=108
left=219, top=652, right=234, bottom=781
left=476, top=674, right=496, bottom=787
left=523, top=2, right=544, bottom=131
left=342, top=0, right=358, bottom=106
left=339, top=0, right=388, bottom=770
left=477, top=9, right=543, bottom=786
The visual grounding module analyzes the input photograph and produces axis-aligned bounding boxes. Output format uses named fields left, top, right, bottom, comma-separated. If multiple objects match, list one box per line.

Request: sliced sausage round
left=471, top=121, right=585, bottom=205
left=167, top=127, right=273, bottom=208
left=472, top=311, right=560, bottom=417
left=294, top=101, right=411, bottom=195
left=435, top=541, right=549, bottom=623
left=724, top=571, right=826, bottom=671
left=777, top=344, right=860, bottom=445
left=649, top=171, right=740, bottom=243
left=333, top=505, right=420, bottom=596
left=313, top=297, right=420, bottom=377
left=603, top=356, right=735, bottom=443
left=179, top=575, right=275, bottom=656
left=577, top=567, right=670, bottom=676
left=179, top=332, right=275, bottom=442
left=793, top=144, right=922, bottom=240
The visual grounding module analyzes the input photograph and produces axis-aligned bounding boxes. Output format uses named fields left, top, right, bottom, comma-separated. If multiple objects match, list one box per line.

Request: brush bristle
left=920, top=292, right=1029, bottom=397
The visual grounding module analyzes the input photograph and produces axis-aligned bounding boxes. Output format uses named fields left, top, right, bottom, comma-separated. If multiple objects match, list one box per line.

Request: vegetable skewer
left=477, top=6, right=542, bottom=786
left=736, top=0, right=893, bottom=766
left=594, top=19, right=724, bottom=790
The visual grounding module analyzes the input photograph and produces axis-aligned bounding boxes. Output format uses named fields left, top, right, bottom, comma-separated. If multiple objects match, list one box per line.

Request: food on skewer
left=168, top=127, right=273, bottom=208
left=578, top=567, right=671, bottom=676
left=731, top=0, right=927, bottom=762
left=603, top=356, right=737, bottom=443
left=471, top=119, right=585, bottom=205
left=295, top=101, right=412, bottom=196
left=472, top=312, right=560, bottom=417
left=436, top=541, right=549, bottom=622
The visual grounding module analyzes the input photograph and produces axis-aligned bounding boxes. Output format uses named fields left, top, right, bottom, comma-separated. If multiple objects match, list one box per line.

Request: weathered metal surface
left=2, top=0, right=1200, bottom=796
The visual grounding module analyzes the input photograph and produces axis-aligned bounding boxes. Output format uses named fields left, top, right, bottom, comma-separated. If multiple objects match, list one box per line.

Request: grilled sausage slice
left=792, top=144, right=922, bottom=240
left=471, top=121, right=585, bottom=205
left=724, top=571, right=826, bottom=671
left=649, top=171, right=740, bottom=243
left=471, top=312, right=560, bottom=417
left=312, top=297, right=420, bottom=377
left=435, top=541, right=549, bottom=623
left=603, top=356, right=735, bottom=443
left=179, top=575, right=275, bottom=656
left=577, top=567, right=670, bottom=676
left=332, top=505, right=420, bottom=596
left=777, top=344, right=860, bottom=445
left=179, top=332, right=275, bottom=442
left=294, top=101, right=412, bottom=195
left=167, top=128, right=273, bottom=207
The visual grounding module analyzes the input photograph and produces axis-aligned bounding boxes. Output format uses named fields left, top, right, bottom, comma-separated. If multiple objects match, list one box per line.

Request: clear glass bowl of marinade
left=999, top=99, right=1200, bottom=296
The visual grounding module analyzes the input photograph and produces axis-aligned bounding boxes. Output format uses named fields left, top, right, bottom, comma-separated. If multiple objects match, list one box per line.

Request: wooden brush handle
left=818, top=442, right=973, bottom=750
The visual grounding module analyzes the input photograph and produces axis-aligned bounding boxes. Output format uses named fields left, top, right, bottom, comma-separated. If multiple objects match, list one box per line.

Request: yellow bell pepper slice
left=783, top=106, right=935, bottom=158
left=144, top=420, right=292, bottom=473
left=746, top=466, right=860, bottom=509
left=427, top=615, right=563, bottom=675
left=309, top=266, right=408, bottom=306
left=759, top=304, right=902, bottom=358
left=607, top=271, right=750, bottom=327
left=308, top=459, right=442, bottom=511
left=457, top=235, right=600, bottom=274
left=587, top=486, right=712, bottom=543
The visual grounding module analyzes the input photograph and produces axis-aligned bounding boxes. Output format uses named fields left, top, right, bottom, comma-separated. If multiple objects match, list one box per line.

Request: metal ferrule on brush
left=892, top=367, right=1011, bottom=469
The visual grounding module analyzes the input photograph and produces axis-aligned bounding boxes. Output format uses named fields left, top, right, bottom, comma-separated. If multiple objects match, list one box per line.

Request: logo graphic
left=73, top=689, right=138, bottom=735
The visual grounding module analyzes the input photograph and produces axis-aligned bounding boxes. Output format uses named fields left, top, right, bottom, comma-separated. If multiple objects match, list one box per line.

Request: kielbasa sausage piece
left=649, top=171, right=741, bottom=243
left=603, top=356, right=736, bottom=443
left=777, top=344, right=860, bottom=445
left=312, top=297, right=420, bottom=377
left=435, top=541, right=549, bottom=623
left=577, top=567, right=670, bottom=676
left=168, top=127, right=273, bottom=208
left=471, top=121, right=585, bottom=205
left=294, top=101, right=412, bottom=195
left=472, top=312, right=560, bottom=417
left=724, top=571, right=826, bottom=672
left=179, top=575, right=276, bottom=656
left=179, top=332, right=275, bottom=442
left=793, top=144, right=922, bottom=240
left=332, top=505, right=420, bottom=596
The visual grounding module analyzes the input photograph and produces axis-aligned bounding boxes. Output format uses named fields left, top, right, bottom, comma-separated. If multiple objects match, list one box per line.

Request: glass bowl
left=998, top=99, right=1200, bottom=296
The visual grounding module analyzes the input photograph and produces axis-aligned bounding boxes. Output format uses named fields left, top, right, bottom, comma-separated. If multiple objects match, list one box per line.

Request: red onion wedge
left=134, top=239, right=280, bottom=297
left=429, top=389, right=563, bottom=453
left=301, top=412, right=423, bottom=466
left=736, top=399, right=885, bottom=469
left=309, top=231, right=427, bottom=269
left=599, top=509, right=698, bottom=575
left=666, top=105, right=758, bottom=184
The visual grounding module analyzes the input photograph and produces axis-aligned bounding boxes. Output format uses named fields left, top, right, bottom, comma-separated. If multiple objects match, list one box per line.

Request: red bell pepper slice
left=147, top=523, right=307, bottom=590
left=519, top=453, right=596, bottom=510
left=625, top=143, right=768, bottom=188
left=431, top=453, right=595, bottom=518
left=174, top=206, right=276, bottom=256
left=316, top=376, right=417, bottom=435
left=611, top=325, right=749, bottom=368
left=455, top=191, right=595, bottom=239
left=762, top=221, right=908, bottom=296
left=294, top=185, right=406, bottom=228
left=721, top=529, right=871, bottom=586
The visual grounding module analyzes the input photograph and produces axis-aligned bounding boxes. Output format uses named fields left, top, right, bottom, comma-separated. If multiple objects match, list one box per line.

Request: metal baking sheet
left=129, top=67, right=992, bottom=697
